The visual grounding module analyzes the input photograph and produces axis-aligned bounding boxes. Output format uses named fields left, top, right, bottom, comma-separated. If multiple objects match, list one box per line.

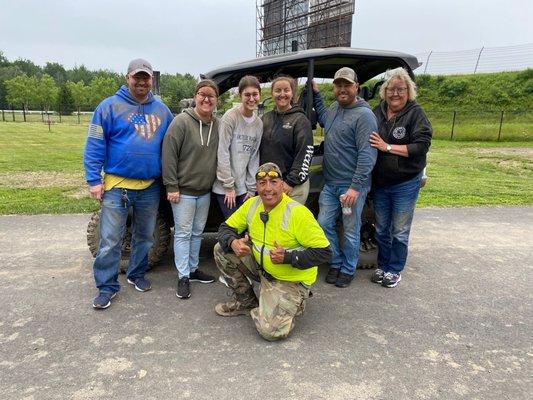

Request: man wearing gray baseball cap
left=127, top=58, right=154, bottom=76
left=84, top=58, right=174, bottom=309
left=311, top=67, right=378, bottom=288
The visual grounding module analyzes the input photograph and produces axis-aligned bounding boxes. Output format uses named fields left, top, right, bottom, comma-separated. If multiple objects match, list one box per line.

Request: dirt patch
left=497, top=159, right=530, bottom=171
left=0, top=171, right=85, bottom=189
left=478, top=148, right=533, bottom=158
left=66, top=186, right=90, bottom=199
left=475, top=148, right=533, bottom=173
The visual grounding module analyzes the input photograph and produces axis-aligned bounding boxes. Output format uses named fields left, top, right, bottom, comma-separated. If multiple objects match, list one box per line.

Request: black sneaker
left=92, top=292, right=117, bottom=309
left=335, top=272, right=354, bottom=288
left=371, top=268, right=385, bottom=284
left=189, top=269, right=215, bottom=283
left=382, top=272, right=401, bottom=288
left=127, top=277, right=152, bottom=292
left=325, top=267, right=339, bottom=284
left=176, top=277, right=191, bottom=299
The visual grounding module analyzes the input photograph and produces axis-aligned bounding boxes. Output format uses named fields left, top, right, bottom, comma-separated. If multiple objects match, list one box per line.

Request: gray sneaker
left=382, top=272, right=402, bottom=288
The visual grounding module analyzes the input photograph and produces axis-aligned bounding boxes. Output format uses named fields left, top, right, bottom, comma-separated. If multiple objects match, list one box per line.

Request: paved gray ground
left=0, top=207, right=532, bottom=400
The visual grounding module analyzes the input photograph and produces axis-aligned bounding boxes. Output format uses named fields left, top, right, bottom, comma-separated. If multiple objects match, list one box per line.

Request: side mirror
left=359, top=86, right=370, bottom=101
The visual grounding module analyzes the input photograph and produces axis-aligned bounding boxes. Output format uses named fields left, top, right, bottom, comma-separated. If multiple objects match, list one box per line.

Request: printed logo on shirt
left=298, top=145, right=315, bottom=181
left=128, top=113, right=161, bottom=140
left=282, top=122, right=293, bottom=130
left=392, top=126, right=406, bottom=140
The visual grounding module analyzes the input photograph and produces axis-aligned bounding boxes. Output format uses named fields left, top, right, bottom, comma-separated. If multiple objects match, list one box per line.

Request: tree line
left=0, top=51, right=197, bottom=114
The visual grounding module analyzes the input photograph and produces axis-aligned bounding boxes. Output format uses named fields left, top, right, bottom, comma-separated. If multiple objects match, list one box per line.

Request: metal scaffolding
left=256, top=0, right=356, bottom=57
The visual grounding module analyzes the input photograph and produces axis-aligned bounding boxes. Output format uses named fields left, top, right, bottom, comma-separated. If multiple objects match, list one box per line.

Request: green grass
left=0, top=122, right=532, bottom=214
left=0, top=122, right=96, bottom=214
left=0, top=187, right=96, bottom=214
left=426, top=110, right=531, bottom=141
left=419, top=141, right=533, bottom=206
left=0, top=123, right=86, bottom=172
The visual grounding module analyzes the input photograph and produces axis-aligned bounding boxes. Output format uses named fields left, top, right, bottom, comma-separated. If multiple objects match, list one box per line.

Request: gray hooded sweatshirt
left=212, top=105, right=263, bottom=196
left=313, top=93, right=378, bottom=191
left=162, top=108, right=219, bottom=196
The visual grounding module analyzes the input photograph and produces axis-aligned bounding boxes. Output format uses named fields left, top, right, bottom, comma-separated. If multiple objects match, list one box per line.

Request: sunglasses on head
left=256, top=170, right=280, bottom=179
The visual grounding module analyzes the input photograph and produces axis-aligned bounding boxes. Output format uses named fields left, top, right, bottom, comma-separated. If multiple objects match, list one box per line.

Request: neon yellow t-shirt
left=225, top=194, right=329, bottom=285
left=104, top=174, right=154, bottom=191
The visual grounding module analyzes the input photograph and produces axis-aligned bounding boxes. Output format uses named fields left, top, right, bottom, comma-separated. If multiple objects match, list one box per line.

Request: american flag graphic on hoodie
left=127, top=113, right=161, bottom=140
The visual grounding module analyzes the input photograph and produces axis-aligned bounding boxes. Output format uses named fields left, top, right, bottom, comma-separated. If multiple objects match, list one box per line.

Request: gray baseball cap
left=127, top=58, right=153, bottom=76
left=333, top=67, right=358, bottom=84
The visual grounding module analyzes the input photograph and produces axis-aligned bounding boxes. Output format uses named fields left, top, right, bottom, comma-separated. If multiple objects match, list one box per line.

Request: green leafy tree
left=67, top=65, right=93, bottom=84
left=35, top=74, right=59, bottom=112
left=94, top=69, right=122, bottom=83
left=0, top=51, right=8, bottom=67
left=12, top=58, right=41, bottom=76
left=58, top=84, right=75, bottom=115
left=44, top=62, right=67, bottom=85
left=0, top=65, right=24, bottom=107
left=160, top=73, right=197, bottom=111
left=66, top=80, right=89, bottom=112
left=5, top=74, right=38, bottom=110
left=88, top=76, right=119, bottom=107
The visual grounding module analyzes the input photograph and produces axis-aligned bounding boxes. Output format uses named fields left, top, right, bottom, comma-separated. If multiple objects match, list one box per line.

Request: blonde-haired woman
left=369, top=67, right=432, bottom=288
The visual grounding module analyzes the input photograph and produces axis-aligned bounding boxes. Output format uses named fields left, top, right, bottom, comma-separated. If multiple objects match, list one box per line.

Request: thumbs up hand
left=231, top=234, right=252, bottom=258
left=269, top=241, right=285, bottom=264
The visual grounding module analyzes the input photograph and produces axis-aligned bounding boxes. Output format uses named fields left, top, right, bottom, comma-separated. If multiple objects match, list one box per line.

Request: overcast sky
left=0, top=0, right=531, bottom=76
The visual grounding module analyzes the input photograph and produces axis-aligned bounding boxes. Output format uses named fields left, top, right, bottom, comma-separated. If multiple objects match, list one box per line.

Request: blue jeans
left=318, top=184, right=369, bottom=276
left=171, top=193, right=210, bottom=278
left=373, top=173, right=422, bottom=274
left=93, top=182, right=160, bottom=294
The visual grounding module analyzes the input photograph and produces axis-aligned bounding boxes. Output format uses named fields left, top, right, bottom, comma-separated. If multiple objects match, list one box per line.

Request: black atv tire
left=86, top=211, right=171, bottom=272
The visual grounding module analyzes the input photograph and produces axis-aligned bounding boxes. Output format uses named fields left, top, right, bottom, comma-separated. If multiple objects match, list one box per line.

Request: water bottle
left=339, top=194, right=352, bottom=215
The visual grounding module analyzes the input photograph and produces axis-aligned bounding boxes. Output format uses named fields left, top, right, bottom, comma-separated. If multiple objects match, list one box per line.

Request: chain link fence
left=415, top=43, right=533, bottom=75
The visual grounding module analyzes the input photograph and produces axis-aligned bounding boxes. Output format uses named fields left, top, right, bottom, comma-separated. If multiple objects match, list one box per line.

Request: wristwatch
left=386, top=144, right=392, bottom=153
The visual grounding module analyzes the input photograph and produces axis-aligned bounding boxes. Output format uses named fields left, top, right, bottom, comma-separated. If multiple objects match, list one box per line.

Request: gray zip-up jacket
left=162, top=108, right=219, bottom=196
left=313, top=93, right=378, bottom=191
left=212, top=106, right=263, bottom=196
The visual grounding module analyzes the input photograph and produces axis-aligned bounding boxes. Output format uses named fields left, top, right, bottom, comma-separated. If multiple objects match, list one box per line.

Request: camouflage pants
left=213, top=243, right=310, bottom=341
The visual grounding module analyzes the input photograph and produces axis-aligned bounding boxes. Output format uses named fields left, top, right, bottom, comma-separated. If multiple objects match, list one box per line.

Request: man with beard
left=311, top=67, right=378, bottom=288
left=213, top=163, right=331, bottom=341
left=84, top=58, right=173, bottom=309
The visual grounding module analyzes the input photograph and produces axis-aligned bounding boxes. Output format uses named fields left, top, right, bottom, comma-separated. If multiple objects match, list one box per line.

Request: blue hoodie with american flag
left=83, top=85, right=173, bottom=186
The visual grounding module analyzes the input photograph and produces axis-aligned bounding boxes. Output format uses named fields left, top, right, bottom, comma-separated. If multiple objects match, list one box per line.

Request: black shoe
left=92, top=292, right=116, bottom=309
left=335, top=272, right=354, bottom=288
left=370, top=268, right=385, bottom=284
left=325, top=267, right=339, bottom=284
left=176, top=277, right=191, bottom=299
left=189, top=269, right=215, bottom=283
left=127, top=277, right=152, bottom=292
